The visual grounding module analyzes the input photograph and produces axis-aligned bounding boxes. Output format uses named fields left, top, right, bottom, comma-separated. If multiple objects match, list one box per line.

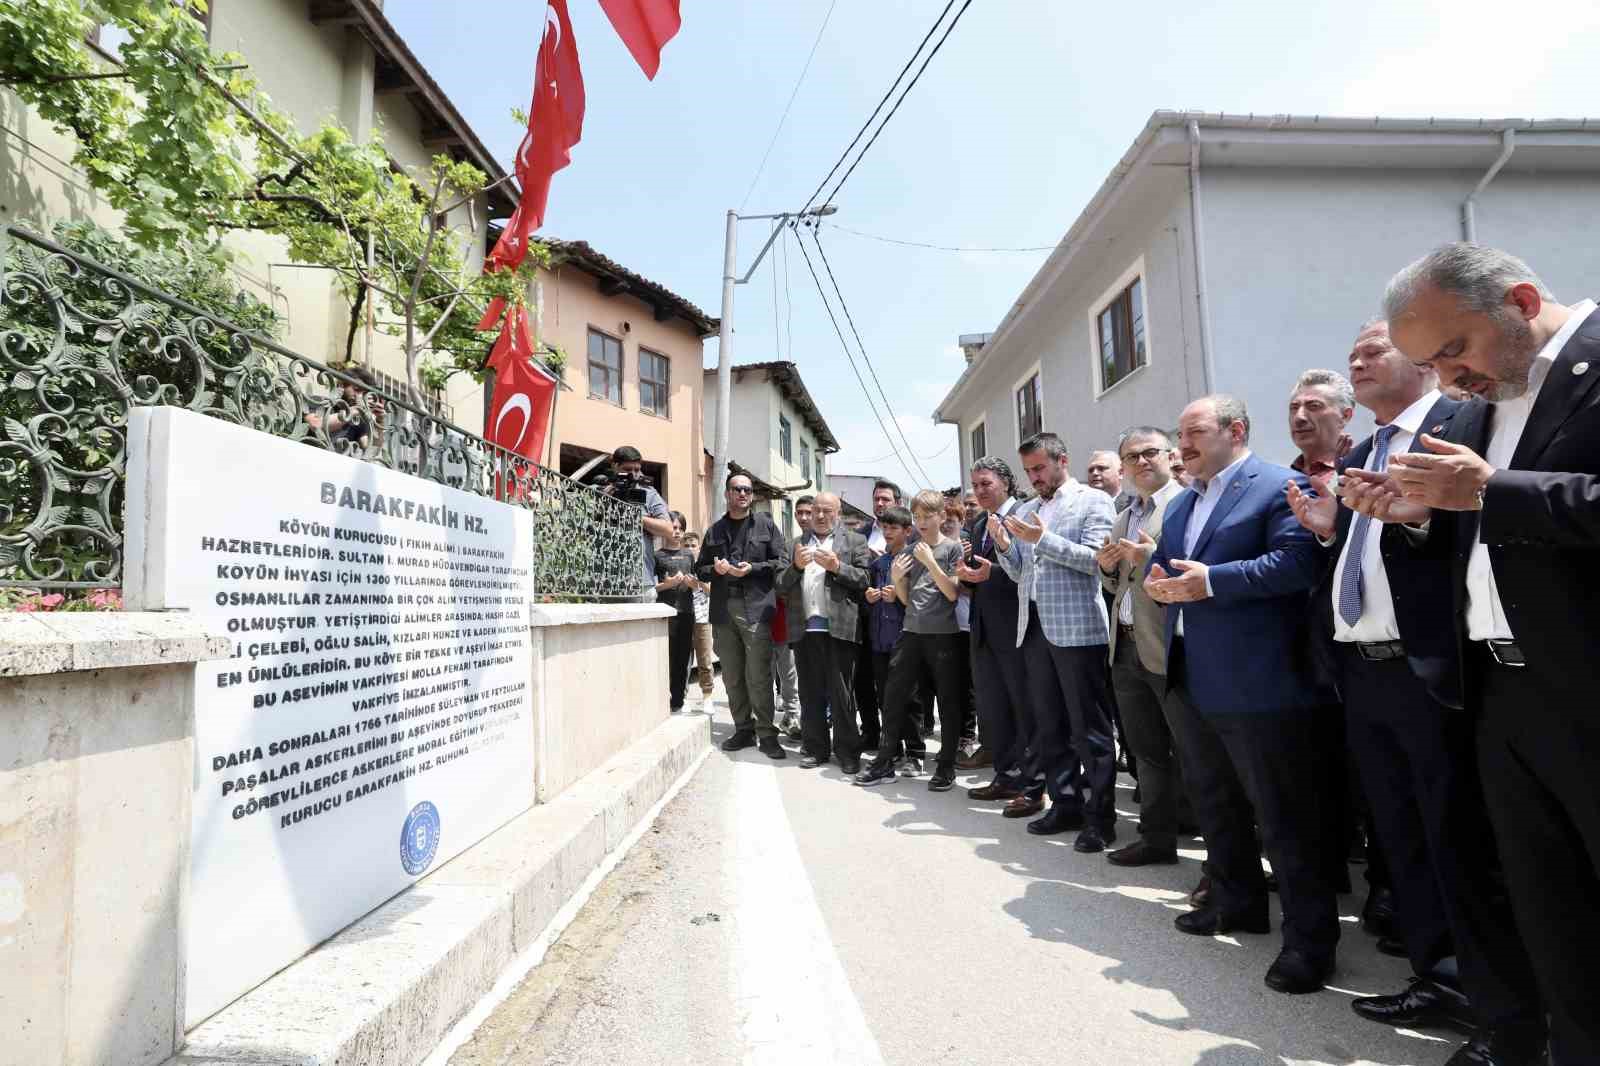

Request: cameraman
left=609, top=445, right=674, bottom=585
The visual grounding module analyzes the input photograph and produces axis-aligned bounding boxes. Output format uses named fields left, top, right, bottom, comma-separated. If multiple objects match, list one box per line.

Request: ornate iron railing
left=0, top=225, right=647, bottom=600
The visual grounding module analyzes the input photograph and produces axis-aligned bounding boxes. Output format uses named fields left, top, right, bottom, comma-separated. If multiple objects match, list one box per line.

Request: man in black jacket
left=1367, top=243, right=1597, bottom=1065
left=695, top=472, right=789, bottom=759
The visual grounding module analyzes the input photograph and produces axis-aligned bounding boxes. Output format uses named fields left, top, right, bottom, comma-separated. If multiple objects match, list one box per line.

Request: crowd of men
left=672, top=243, right=1600, bottom=1066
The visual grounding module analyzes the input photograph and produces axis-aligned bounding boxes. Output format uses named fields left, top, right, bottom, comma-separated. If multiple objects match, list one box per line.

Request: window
left=639, top=348, right=670, bottom=417
left=1096, top=276, right=1147, bottom=391
left=970, top=421, right=987, bottom=462
left=778, top=414, right=792, bottom=463
left=1015, top=373, right=1042, bottom=440
left=800, top=440, right=811, bottom=482
left=587, top=328, right=623, bottom=405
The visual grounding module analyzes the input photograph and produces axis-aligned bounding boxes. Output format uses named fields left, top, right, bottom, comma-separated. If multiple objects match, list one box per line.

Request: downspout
left=1461, top=128, right=1516, bottom=243
left=1187, top=121, right=1218, bottom=393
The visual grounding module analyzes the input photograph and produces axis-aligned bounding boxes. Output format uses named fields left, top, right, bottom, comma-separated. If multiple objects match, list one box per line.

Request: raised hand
left=1125, top=528, right=1158, bottom=565
left=1095, top=538, right=1125, bottom=572
left=1388, top=435, right=1494, bottom=511
left=891, top=553, right=914, bottom=582
left=793, top=543, right=815, bottom=569
left=986, top=513, right=1010, bottom=552
left=911, top=540, right=936, bottom=568
left=865, top=586, right=882, bottom=604
left=730, top=561, right=753, bottom=578
left=1339, top=468, right=1431, bottom=525
left=1004, top=513, right=1046, bottom=544
left=1286, top=474, right=1338, bottom=539
left=814, top=547, right=840, bottom=573
left=956, top=555, right=993, bottom=583
left=713, top=557, right=732, bottom=576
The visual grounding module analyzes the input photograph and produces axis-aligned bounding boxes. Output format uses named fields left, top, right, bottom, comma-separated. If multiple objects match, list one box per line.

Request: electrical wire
left=827, top=223, right=1057, bottom=253
left=849, top=433, right=957, bottom=467
left=739, top=0, right=839, bottom=213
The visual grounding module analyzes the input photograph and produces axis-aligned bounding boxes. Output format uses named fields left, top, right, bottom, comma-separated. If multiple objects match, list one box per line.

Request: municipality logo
left=399, top=801, right=441, bottom=876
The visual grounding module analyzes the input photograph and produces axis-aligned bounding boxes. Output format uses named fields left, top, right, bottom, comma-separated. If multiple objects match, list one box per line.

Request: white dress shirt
left=1332, top=390, right=1440, bottom=643
left=866, top=523, right=886, bottom=555
left=1467, top=299, right=1598, bottom=641
left=1176, top=451, right=1251, bottom=637
left=801, top=529, right=835, bottom=626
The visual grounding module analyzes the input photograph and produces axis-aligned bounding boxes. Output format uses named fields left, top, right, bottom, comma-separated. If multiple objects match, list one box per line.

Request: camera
left=607, top=468, right=652, bottom=506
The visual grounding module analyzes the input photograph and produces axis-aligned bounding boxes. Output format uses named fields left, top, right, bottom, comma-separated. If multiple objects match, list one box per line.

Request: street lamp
left=710, top=203, right=837, bottom=509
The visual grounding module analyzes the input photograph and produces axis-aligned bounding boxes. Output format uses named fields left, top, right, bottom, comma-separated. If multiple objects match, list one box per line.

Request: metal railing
left=0, top=225, right=647, bottom=601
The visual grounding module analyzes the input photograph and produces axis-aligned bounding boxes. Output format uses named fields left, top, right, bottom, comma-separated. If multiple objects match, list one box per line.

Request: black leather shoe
left=1189, top=873, right=1212, bottom=909
left=1074, top=825, right=1114, bottom=853
left=838, top=757, right=861, bottom=776
left=1377, top=935, right=1407, bottom=958
left=1352, top=978, right=1474, bottom=1029
left=1107, top=841, right=1180, bottom=867
left=720, top=731, right=756, bottom=752
left=1361, top=886, right=1396, bottom=938
left=798, top=754, right=821, bottom=768
left=968, top=780, right=1023, bottom=801
left=928, top=772, right=955, bottom=792
left=1264, top=948, right=1333, bottom=994
left=853, top=760, right=895, bottom=787
left=1027, top=807, right=1085, bottom=835
left=758, top=736, right=786, bottom=760
left=1444, top=1021, right=1548, bottom=1065
left=1175, top=905, right=1270, bottom=937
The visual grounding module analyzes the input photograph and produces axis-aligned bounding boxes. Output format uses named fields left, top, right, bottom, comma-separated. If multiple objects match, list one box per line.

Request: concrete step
left=169, top=713, right=711, bottom=1066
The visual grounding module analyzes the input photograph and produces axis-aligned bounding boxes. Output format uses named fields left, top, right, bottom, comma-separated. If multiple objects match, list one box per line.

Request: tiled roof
left=543, top=239, right=719, bottom=337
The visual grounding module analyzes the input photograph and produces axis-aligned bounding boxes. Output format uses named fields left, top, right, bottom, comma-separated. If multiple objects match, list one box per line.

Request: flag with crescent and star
left=484, top=304, right=557, bottom=500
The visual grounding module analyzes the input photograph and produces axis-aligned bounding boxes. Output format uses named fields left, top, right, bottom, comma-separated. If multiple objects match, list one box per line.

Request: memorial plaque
left=124, top=408, right=535, bottom=1026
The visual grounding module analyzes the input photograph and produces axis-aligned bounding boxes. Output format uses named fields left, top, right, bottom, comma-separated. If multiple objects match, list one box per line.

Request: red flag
left=487, top=0, right=585, bottom=272
left=484, top=305, right=558, bottom=498
left=598, top=0, right=681, bottom=80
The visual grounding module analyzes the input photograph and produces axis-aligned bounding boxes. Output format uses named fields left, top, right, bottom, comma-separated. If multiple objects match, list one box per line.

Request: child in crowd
left=856, top=491, right=965, bottom=791
left=682, top=531, right=715, bottom=705
left=862, top=506, right=925, bottom=770
left=653, top=512, right=698, bottom=712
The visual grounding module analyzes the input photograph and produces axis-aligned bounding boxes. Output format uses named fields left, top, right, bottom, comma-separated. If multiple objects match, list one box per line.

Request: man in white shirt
left=1369, top=243, right=1598, bottom=1065
left=1289, top=319, right=1542, bottom=1066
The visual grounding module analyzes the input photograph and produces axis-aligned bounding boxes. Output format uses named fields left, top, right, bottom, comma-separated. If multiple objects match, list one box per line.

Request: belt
left=1479, top=639, right=1527, bottom=668
left=1118, top=622, right=1137, bottom=637
left=1354, top=639, right=1406, bottom=662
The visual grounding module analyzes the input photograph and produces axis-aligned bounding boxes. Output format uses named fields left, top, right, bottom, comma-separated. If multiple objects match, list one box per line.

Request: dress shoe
left=1189, top=874, right=1212, bottom=909
left=1352, top=978, right=1474, bottom=1029
left=838, top=757, right=861, bottom=776
left=1132, top=785, right=1142, bottom=804
left=1027, top=807, right=1085, bottom=836
left=967, top=780, right=1022, bottom=801
left=1264, top=948, right=1334, bottom=994
left=1107, top=841, right=1180, bottom=867
left=1361, top=886, right=1396, bottom=938
left=720, top=731, right=756, bottom=752
left=1377, top=935, right=1407, bottom=958
left=1444, top=1022, right=1547, bottom=1065
left=1074, top=825, right=1115, bottom=853
left=928, top=771, right=955, bottom=792
left=1265, top=871, right=1279, bottom=893
left=853, top=760, right=895, bottom=787
left=758, top=736, right=786, bottom=760
left=1175, top=905, right=1270, bottom=937
left=798, top=754, right=821, bottom=769
left=955, top=745, right=993, bottom=770
left=1002, top=794, right=1045, bottom=819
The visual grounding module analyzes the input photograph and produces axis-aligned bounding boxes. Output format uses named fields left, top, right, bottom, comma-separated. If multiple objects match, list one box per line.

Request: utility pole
left=711, top=203, right=836, bottom=505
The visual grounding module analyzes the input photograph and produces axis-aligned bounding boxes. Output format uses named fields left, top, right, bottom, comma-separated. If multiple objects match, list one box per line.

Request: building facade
left=935, top=111, right=1600, bottom=482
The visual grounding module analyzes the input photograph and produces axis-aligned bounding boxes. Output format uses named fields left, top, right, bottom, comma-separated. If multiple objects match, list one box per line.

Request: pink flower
left=37, top=593, right=65, bottom=609
left=14, top=601, right=38, bottom=612
left=86, top=589, right=121, bottom=610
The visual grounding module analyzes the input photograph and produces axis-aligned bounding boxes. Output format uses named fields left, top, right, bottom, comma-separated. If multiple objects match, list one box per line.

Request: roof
left=726, top=460, right=787, bottom=501
left=933, top=108, right=1600, bottom=423
left=711, top=361, right=840, bottom=452
left=543, top=239, right=719, bottom=337
left=309, top=0, right=518, bottom=216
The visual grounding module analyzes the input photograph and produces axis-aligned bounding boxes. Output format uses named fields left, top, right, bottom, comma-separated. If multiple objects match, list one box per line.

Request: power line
left=807, top=227, right=937, bottom=487
left=738, top=0, right=839, bottom=213
left=822, top=0, right=976, bottom=207
left=798, top=0, right=957, bottom=216
left=828, top=223, right=1057, bottom=253
left=851, top=433, right=956, bottom=467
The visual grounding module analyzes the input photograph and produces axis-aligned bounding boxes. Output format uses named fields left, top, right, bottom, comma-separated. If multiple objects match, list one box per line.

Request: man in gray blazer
left=1098, top=426, right=1188, bottom=866
left=776, top=492, right=872, bottom=773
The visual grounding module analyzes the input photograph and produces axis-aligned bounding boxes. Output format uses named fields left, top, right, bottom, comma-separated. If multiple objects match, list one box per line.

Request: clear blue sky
left=387, top=0, right=1600, bottom=490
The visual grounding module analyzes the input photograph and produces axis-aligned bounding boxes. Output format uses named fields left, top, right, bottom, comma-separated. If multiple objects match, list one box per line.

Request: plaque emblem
left=1574, top=361, right=1590, bottom=376
left=399, top=801, right=441, bottom=876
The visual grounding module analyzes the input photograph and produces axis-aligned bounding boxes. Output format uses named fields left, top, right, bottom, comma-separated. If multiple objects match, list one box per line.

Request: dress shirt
left=1332, top=390, right=1439, bottom=643
left=1177, top=451, right=1252, bottom=637
left=979, top=495, right=1018, bottom=553
left=1117, top=494, right=1155, bottom=626
left=801, top=528, right=834, bottom=628
left=1467, top=299, right=1598, bottom=641
left=866, top=523, right=886, bottom=555
left=1029, top=484, right=1069, bottom=604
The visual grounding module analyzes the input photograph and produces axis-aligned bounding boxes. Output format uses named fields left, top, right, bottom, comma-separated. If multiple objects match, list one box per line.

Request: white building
left=935, top=111, right=1600, bottom=481
left=702, top=361, right=838, bottom=538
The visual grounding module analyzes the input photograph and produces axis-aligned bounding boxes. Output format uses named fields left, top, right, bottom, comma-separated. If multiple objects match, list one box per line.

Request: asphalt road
left=443, top=692, right=1458, bottom=1066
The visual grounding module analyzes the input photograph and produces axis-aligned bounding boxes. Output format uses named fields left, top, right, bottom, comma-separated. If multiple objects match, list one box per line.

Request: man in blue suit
left=1145, top=394, right=1339, bottom=994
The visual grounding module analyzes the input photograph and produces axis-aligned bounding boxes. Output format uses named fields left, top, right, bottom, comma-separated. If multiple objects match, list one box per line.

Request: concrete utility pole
left=711, top=204, right=837, bottom=501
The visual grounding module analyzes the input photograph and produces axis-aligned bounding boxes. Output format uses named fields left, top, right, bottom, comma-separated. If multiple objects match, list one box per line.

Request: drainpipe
left=1187, top=121, right=1218, bottom=393
left=1462, top=128, right=1516, bottom=243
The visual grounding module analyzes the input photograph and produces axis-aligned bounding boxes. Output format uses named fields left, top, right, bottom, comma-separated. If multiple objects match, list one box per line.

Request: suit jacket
left=693, top=511, right=788, bottom=626
left=1101, top=478, right=1184, bottom=674
left=1310, top=393, right=1477, bottom=709
left=962, top=501, right=1023, bottom=652
left=1151, top=453, right=1331, bottom=715
left=1449, top=308, right=1600, bottom=705
left=996, top=481, right=1116, bottom=648
left=774, top=525, right=870, bottom=644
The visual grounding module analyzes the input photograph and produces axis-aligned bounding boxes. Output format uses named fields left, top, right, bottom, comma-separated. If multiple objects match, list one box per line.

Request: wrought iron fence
left=0, top=225, right=647, bottom=601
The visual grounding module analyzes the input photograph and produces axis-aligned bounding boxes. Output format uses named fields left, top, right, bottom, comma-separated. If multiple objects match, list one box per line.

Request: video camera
left=606, top=468, right=652, bottom=506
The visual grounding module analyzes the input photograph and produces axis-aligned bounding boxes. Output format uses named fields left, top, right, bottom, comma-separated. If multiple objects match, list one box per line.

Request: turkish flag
left=484, top=305, right=558, bottom=499
left=486, top=0, right=585, bottom=272
left=598, top=0, right=681, bottom=80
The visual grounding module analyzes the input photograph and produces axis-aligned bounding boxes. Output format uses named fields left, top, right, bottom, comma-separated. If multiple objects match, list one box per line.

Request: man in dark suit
left=776, top=492, right=871, bottom=774
left=1367, top=243, right=1599, bottom=1065
left=1289, top=318, right=1544, bottom=1066
left=954, top=456, right=1039, bottom=807
left=1145, top=394, right=1339, bottom=995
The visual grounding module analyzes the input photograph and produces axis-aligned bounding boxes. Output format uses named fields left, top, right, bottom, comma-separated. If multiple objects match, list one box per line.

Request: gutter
left=1461, top=128, right=1516, bottom=243
left=1187, top=122, right=1218, bottom=394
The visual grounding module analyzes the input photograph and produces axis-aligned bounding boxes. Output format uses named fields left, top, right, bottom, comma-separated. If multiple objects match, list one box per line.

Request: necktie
left=1337, top=425, right=1399, bottom=627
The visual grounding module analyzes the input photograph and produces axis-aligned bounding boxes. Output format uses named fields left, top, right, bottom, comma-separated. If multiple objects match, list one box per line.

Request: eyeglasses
left=1120, top=447, right=1166, bottom=464
left=728, top=485, right=754, bottom=495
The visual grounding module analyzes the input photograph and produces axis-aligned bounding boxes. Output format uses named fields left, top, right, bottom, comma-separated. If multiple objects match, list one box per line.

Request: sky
left=386, top=0, right=1600, bottom=491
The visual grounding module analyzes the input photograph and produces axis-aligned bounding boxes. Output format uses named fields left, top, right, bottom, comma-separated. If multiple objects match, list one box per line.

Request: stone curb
left=166, top=713, right=711, bottom=1066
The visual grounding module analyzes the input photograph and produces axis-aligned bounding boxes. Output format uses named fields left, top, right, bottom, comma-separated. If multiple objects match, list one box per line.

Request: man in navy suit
left=1145, top=394, right=1339, bottom=994
left=1289, top=320, right=1543, bottom=1066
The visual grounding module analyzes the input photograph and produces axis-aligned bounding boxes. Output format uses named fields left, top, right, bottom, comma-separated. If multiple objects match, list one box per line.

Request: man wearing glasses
left=695, top=472, right=790, bottom=758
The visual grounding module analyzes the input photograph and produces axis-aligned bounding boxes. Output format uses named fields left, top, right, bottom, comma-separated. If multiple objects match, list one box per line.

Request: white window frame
left=1085, top=255, right=1152, bottom=398
left=1012, top=361, right=1043, bottom=446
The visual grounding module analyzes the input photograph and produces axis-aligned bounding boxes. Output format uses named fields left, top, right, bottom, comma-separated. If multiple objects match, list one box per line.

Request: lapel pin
left=1574, top=361, right=1590, bottom=376
left=1430, top=423, right=1444, bottom=434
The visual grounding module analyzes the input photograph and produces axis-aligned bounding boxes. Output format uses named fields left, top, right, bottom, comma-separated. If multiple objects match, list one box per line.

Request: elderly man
left=1086, top=450, right=1123, bottom=499
left=1367, top=243, right=1599, bottom=1065
left=776, top=493, right=870, bottom=773
left=1146, top=395, right=1337, bottom=994
left=1097, top=427, right=1187, bottom=866
left=1288, top=370, right=1356, bottom=477
left=1288, top=317, right=1543, bottom=1066
left=990, top=432, right=1118, bottom=850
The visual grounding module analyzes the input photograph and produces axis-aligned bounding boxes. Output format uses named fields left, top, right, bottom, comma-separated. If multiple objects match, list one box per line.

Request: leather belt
left=1118, top=622, right=1137, bottom=636
left=1355, top=640, right=1406, bottom=662
left=1482, top=639, right=1527, bottom=668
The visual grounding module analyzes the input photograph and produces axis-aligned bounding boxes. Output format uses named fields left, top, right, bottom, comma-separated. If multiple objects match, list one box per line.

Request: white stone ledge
left=0, top=611, right=233, bottom=678
left=528, top=601, right=674, bottom=627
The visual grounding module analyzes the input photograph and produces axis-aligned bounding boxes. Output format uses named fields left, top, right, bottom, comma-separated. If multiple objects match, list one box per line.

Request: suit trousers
left=871, top=649, right=925, bottom=757
left=795, top=632, right=862, bottom=762
left=1340, top=646, right=1539, bottom=1029
left=972, top=631, right=1034, bottom=788
left=1111, top=635, right=1185, bottom=849
left=1022, top=607, right=1115, bottom=827
left=1477, top=649, right=1600, bottom=1063
left=855, top=639, right=879, bottom=744
left=877, top=632, right=963, bottom=772
left=1165, top=641, right=1340, bottom=959
left=667, top=611, right=694, bottom=709
left=712, top=597, right=775, bottom=738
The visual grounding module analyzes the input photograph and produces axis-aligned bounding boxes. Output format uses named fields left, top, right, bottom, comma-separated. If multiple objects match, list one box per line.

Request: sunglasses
left=728, top=485, right=754, bottom=495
